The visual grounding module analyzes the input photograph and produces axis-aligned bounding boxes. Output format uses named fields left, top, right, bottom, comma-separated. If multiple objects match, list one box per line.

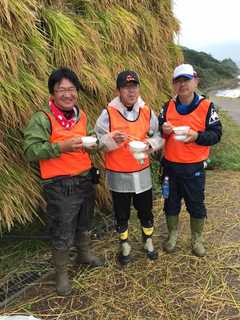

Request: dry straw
left=0, top=0, right=182, bottom=230
left=2, top=171, right=240, bottom=319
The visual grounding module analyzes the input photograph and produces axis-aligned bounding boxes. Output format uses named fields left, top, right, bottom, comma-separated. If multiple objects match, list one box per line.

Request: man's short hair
left=48, top=67, right=81, bottom=94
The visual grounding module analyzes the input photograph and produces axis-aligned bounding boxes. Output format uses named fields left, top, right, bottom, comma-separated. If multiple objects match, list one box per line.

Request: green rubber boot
left=163, top=215, right=179, bottom=253
left=52, top=249, right=71, bottom=296
left=190, top=217, right=206, bottom=257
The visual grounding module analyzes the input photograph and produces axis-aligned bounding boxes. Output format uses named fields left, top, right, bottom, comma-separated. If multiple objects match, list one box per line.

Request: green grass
left=210, top=111, right=240, bottom=170
left=0, top=239, right=48, bottom=277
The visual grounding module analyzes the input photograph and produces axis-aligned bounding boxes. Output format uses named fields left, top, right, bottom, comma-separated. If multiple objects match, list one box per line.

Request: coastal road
left=210, top=95, right=240, bottom=125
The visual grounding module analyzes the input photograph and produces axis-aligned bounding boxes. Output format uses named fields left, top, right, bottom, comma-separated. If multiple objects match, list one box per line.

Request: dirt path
left=210, top=94, right=240, bottom=125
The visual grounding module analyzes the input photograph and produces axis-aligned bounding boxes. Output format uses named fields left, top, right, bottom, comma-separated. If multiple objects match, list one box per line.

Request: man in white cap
left=159, top=63, right=222, bottom=257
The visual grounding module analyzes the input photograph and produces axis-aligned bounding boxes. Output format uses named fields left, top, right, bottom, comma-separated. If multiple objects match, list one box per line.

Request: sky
left=173, top=0, right=240, bottom=61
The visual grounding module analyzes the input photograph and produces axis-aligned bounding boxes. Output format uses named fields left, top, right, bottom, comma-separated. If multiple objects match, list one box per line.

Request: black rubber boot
left=76, top=231, right=105, bottom=267
left=118, top=240, right=131, bottom=265
left=52, top=249, right=71, bottom=296
left=142, top=231, right=158, bottom=260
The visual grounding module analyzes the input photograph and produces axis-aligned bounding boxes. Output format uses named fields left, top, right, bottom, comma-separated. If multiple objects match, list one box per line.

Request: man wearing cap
left=95, top=70, right=162, bottom=265
left=159, top=63, right=222, bottom=257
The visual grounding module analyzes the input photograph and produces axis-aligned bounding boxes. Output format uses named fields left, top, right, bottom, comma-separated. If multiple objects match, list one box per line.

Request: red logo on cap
left=126, top=75, right=135, bottom=82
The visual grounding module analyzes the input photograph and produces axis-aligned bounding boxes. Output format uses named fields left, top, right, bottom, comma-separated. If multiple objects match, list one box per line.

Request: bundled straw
left=0, top=0, right=182, bottom=230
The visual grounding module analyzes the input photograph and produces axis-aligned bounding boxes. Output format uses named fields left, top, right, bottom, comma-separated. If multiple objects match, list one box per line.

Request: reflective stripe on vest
left=164, top=98, right=210, bottom=163
left=105, top=105, right=151, bottom=173
left=39, top=111, right=92, bottom=179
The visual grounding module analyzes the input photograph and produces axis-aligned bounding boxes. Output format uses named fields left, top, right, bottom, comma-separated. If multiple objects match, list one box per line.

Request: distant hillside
left=182, top=47, right=239, bottom=89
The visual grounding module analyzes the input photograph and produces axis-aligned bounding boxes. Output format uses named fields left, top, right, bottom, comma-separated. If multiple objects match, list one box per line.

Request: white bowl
left=129, top=140, right=147, bottom=153
left=81, top=136, right=97, bottom=147
left=133, top=152, right=146, bottom=160
left=174, top=134, right=187, bottom=141
left=173, top=126, right=190, bottom=135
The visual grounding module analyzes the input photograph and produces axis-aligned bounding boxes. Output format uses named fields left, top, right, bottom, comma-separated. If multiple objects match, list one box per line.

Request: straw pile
left=0, top=0, right=182, bottom=231
left=2, top=170, right=240, bottom=319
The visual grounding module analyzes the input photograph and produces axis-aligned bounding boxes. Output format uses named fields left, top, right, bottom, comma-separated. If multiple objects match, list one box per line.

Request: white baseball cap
left=173, top=64, right=196, bottom=80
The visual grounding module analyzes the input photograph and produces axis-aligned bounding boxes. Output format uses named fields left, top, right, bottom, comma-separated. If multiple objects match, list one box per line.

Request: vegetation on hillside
left=0, top=0, right=182, bottom=231
left=182, top=47, right=239, bottom=89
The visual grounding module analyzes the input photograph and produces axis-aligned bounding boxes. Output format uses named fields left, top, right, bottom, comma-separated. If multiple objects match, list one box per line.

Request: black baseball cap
left=116, top=70, right=140, bottom=88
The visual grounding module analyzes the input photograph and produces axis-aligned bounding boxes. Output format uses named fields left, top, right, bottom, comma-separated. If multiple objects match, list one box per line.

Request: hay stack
left=0, top=0, right=182, bottom=230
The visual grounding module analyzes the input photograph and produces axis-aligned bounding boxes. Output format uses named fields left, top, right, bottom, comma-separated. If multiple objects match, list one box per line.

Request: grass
left=210, top=111, right=240, bottom=170
left=0, top=240, right=47, bottom=279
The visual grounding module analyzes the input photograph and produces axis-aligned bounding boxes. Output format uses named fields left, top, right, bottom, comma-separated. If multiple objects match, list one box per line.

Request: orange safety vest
left=40, top=111, right=92, bottom=179
left=164, top=98, right=210, bottom=163
left=105, top=105, right=151, bottom=172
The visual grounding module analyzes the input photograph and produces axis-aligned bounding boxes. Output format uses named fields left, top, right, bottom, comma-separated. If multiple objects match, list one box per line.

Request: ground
left=1, top=170, right=240, bottom=320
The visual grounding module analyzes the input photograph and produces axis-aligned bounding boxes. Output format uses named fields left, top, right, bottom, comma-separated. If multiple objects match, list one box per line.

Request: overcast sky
left=173, top=0, right=240, bottom=51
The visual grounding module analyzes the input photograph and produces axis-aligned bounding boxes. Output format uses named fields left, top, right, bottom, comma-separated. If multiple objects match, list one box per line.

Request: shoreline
left=208, top=76, right=240, bottom=125
left=206, top=77, right=240, bottom=95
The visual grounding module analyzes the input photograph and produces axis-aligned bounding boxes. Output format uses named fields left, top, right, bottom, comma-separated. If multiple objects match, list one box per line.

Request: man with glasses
left=24, top=68, right=103, bottom=296
left=95, top=70, right=162, bottom=265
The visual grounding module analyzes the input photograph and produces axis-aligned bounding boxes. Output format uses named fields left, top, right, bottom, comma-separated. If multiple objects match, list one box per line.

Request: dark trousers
left=112, top=189, right=153, bottom=234
left=163, top=167, right=206, bottom=219
left=43, top=175, right=95, bottom=250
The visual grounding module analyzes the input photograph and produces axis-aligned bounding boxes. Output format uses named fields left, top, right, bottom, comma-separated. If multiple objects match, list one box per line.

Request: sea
left=215, top=75, right=240, bottom=98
